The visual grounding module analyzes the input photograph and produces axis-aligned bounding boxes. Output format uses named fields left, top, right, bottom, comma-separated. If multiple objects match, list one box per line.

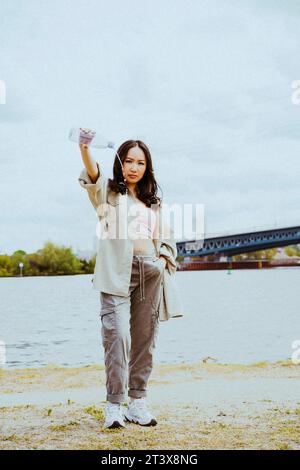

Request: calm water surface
left=0, top=269, right=299, bottom=369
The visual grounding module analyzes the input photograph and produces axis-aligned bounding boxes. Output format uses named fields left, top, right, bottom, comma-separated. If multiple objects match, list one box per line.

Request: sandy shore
left=0, top=360, right=300, bottom=450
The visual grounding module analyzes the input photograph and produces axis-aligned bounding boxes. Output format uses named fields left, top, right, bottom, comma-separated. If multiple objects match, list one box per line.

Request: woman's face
left=123, top=146, right=147, bottom=183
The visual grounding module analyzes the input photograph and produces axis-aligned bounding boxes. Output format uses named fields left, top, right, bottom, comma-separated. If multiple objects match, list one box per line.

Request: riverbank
left=177, top=260, right=300, bottom=270
left=0, top=360, right=299, bottom=450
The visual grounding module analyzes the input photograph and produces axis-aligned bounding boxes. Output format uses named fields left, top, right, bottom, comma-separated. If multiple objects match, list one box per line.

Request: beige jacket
left=78, top=162, right=183, bottom=322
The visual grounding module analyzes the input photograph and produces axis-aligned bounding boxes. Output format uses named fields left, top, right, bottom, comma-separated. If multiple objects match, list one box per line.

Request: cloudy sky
left=1, top=0, right=300, bottom=255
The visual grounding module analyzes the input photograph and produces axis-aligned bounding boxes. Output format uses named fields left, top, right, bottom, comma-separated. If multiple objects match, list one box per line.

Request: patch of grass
left=276, top=443, right=293, bottom=450
left=277, top=425, right=300, bottom=436
left=234, top=441, right=247, bottom=448
left=2, top=434, right=18, bottom=442
left=249, top=361, right=268, bottom=368
left=271, top=407, right=300, bottom=416
left=217, top=422, right=228, bottom=429
left=268, top=418, right=300, bottom=450
left=0, top=404, right=33, bottom=412
left=49, top=421, right=80, bottom=432
left=276, top=360, right=299, bottom=367
left=84, top=405, right=105, bottom=421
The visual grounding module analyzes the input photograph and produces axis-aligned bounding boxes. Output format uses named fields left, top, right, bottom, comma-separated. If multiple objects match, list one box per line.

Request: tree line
left=1, top=243, right=299, bottom=277
left=0, top=242, right=96, bottom=277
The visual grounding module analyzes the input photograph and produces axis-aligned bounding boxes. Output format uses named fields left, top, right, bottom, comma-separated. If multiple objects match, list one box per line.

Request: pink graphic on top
left=132, top=205, right=156, bottom=239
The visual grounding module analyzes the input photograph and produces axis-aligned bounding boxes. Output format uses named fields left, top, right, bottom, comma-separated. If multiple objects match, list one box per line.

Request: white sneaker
left=104, top=402, right=126, bottom=429
left=124, top=397, right=157, bottom=426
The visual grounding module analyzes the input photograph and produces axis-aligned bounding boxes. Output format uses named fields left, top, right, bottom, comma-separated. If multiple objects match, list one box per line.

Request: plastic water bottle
left=68, top=127, right=115, bottom=149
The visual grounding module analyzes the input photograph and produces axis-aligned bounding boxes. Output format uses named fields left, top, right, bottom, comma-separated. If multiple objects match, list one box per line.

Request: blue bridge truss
left=176, top=225, right=300, bottom=257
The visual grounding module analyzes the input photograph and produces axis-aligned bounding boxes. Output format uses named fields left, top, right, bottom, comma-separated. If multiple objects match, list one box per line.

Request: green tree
left=36, top=241, right=83, bottom=275
left=11, top=250, right=28, bottom=275
left=79, top=253, right=96, bottom=274
left=284, top=246, right=298, bottom=257
left=0, top=255, right=13, bottom=276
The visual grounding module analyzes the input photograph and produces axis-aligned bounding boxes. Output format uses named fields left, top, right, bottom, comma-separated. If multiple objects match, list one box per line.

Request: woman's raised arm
left=79, top=144, right=99, bottom=183
left=78, top=128, right=99, bottom=183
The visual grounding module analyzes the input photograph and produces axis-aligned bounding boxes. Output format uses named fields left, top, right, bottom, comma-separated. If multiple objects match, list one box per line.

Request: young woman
left=78, top=128, right=179, bottom=429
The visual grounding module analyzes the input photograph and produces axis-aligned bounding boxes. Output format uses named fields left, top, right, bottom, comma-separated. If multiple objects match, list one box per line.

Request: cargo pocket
left=100, top=311, right=115, bottom=351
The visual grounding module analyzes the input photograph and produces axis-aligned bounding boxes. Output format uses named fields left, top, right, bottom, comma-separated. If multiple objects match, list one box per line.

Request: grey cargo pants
left=99, top=253, right=165, bottom=404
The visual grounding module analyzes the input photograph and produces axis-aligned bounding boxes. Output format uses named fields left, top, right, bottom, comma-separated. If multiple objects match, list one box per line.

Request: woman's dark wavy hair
left=108, top=140, right=163, bottom=208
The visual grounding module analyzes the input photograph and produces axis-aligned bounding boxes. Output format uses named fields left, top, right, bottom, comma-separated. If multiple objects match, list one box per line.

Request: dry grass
left=0, top=359, right=299, bottom=450
left=0, top=401, right=299, bottom=450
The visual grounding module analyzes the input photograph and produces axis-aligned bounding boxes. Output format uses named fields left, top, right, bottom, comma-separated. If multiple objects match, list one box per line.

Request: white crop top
left=127, top=196, right=156, bottom=239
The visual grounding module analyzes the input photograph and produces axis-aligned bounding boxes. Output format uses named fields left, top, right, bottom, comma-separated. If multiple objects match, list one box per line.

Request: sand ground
left=0, top=360, right=300, bottom=450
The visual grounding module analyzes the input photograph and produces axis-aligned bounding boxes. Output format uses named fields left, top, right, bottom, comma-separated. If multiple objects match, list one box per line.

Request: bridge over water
left=176, top=225, right=300, bottom=258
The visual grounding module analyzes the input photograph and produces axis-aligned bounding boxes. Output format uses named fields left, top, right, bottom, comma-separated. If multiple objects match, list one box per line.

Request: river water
left=0, top=268, right=299, bottom=369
